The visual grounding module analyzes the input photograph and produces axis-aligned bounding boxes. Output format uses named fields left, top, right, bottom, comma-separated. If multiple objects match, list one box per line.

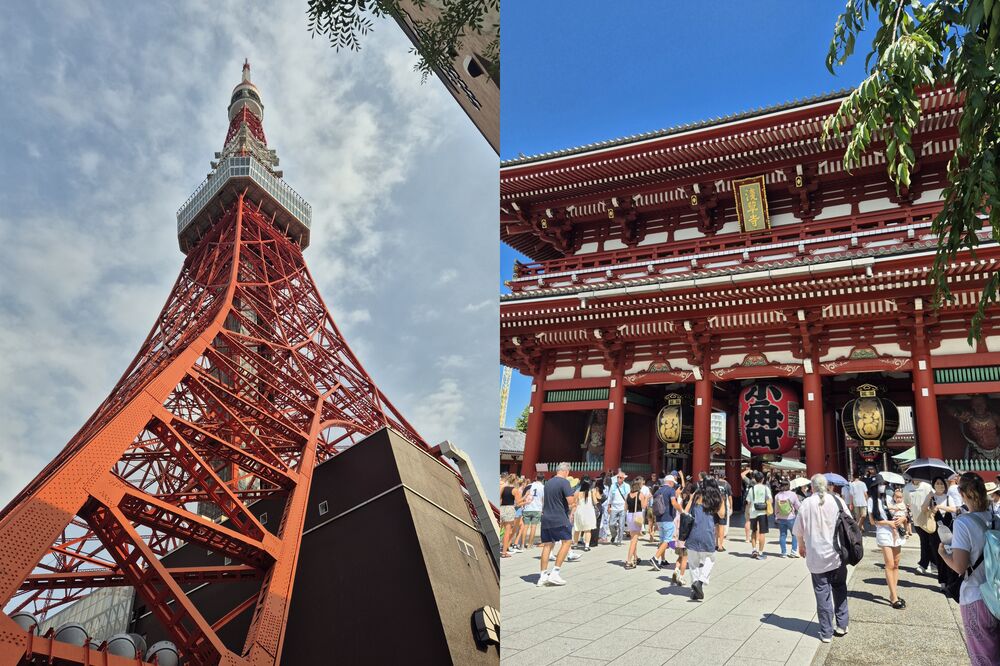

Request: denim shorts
left=522, top=510, right=542, bottom=525
left=658, top=521, right=676, bottom=544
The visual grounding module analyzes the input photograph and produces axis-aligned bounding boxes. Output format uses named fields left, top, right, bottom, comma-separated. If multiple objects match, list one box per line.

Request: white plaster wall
left=626, top=360, right=647, bottom=374
left=574, top=241, right=599, bottom=255
left=935, top=337, right=977, bottom=355
left=813, top=203, right=853, bottom=221
left=674, top=226, right=704, bottom=241
left=605, top=239, right=628, bottom=251
left=858, top=197, right=895, bottom=214
left=580, top=364, right=611, bottom=378
left=638, top=231, right=669, bottom=247
left=716, top=220, right=741, bottom=235
left=871, top=342, right=907, bottom=357
left=547, top=366, right=575, bottom=381
left=820, top=345, right=854, bottom=363
left=914, top=188, right=944, bottom=205
left=985, top=335, right=1000, bottom=351
left=769, top=212, right=797, bottom=228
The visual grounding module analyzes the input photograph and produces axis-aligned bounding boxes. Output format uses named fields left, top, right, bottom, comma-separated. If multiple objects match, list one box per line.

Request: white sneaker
left=834, top=626, right=848, bottom=637
left=536, top=571, right=550, bottom=587
left=915, top=565, right=926, bottom=575
left=789, top=552, right=800, bottom=559
left=820, top=636, right=832, bottom=643
left=566, top=551, right=581, bottom=562
left=547, top=571, right=567, bottom=586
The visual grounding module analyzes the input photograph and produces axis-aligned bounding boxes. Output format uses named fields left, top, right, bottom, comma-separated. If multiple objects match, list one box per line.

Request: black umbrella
left=904, top=458, right=956, bottom=482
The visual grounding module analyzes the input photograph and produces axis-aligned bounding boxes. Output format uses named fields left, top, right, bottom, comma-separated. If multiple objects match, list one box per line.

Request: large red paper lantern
left=739, top=382, right=800, bottom=456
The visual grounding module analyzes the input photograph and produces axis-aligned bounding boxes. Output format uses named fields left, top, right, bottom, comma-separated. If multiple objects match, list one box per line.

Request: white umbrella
left=790, top=477, right=811, bottom=490
left=878, top=471, right=905, bottom=485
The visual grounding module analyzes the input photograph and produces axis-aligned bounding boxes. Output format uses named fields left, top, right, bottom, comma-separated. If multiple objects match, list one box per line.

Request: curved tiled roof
left=501, top=89, right=852, bottom=168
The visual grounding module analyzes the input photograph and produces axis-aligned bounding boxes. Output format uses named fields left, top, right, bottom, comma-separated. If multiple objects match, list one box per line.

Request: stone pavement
left=500, top=514, right=854, bottom=666
left=814, top=531, right=970, bottom=665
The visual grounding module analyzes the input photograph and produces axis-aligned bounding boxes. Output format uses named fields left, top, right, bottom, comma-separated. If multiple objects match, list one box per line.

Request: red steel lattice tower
left=0, top=61, right=465, bottom=666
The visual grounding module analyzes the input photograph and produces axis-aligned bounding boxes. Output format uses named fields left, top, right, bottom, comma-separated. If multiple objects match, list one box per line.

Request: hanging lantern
left=656, top=393, right=693, bottom=455
left=739, top=382, right=800, bottom=456
left=842, top=384, right=899, bottom=462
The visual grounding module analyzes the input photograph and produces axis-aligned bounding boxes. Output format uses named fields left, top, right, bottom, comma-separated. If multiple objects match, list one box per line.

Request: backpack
left=776, top=497, right=793, bottom=519
left=956, top=513, right=1000, bottom=619
left=832, top=496, right=864, bottom=566
left=653, top=490, right=667, bottom=517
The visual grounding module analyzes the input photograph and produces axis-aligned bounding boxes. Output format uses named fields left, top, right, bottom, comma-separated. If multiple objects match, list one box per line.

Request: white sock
left=553, top=566, right=561, bottom=575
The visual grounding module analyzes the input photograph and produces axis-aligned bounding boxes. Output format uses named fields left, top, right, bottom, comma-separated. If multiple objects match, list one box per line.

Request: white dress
left=574, top=492, right=597, bottom=531
left=875, top=499, right=907, bottom=548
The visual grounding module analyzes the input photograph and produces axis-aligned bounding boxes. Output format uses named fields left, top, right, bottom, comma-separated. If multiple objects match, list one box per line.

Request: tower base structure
left=131, top=428, right=500, bottom=664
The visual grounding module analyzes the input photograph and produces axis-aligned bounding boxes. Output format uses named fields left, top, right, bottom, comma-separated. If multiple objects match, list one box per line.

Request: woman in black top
left=499, top=473, right=521, bottom=558
left=624, top=480, right=648, bottom=569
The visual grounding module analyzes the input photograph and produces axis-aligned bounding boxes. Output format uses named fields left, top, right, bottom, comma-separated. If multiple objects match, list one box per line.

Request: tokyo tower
left=0, top=61, right=465, bottom=665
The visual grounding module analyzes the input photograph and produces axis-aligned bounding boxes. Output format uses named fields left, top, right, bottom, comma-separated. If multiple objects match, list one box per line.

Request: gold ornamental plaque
left=733, top=175, right=771, bottom=233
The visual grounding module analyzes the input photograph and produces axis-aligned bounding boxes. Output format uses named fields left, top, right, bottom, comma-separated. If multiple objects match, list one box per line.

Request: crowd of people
left=500, top=463, right=1000, bottom=663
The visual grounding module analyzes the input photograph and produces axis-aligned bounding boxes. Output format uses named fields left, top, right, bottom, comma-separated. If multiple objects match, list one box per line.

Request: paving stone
left=503, top=636, right=591, bottom=666
left=572, top=628, right=655, bottom=661
left=666, top=636, right=744, bottom=665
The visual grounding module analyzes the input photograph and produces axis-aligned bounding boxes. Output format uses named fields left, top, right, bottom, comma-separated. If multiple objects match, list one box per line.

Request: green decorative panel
left=625, top=391, right=655, bottom=408
left=934, top=366, right=1000, bottom=384
left=544, top=388, right=610, bottom=403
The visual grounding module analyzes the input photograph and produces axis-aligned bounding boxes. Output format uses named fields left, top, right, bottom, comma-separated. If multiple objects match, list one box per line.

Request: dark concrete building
left=131, top=429, right=499, bottom=664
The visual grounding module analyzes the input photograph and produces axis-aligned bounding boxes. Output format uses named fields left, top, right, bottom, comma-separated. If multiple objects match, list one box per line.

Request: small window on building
left=224, top=556, right=232, bottom=566
left=259, top=512, right=267, bottom=525
left=456, top=536, right=478, bottom=560
left=318, top=500, right=329, bottom=516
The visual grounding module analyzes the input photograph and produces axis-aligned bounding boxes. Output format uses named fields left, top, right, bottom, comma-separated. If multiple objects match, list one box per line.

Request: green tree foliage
left=824, top=0, right=1000, bottom=339
left=515, top=404, right=529, bottom=433
left=306, top=0, right=499, bottom=82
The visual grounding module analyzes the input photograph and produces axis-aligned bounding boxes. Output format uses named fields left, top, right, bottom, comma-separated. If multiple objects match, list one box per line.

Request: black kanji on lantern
left=743, top=384, right=786, bottom=451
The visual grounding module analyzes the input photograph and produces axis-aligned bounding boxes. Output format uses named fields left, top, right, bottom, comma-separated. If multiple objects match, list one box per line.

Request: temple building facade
left=500, top=86, right=1000, bottom=489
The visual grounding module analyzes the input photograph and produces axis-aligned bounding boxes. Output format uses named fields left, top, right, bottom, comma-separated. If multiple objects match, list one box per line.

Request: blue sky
left=0, top=2, right=498, bottom=500
left=500, top=1, right=871, bottom=427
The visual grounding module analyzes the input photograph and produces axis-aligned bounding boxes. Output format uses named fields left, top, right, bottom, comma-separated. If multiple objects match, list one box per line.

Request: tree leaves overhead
left=306, top=0, right=500, bottom=82
left=823, top=0, right=1000, bottom=341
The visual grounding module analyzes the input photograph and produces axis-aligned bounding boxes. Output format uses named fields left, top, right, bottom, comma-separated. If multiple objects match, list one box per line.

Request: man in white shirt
left=793, top=474, right=849, bottom=643
left=606, top=470, right=629, bottom=545
left=948, top=473, right=965, bottom=510
left=522, top=475, right=545, bottom=548
left=847, top=474, right=869, bottom=530
left=746, top=471, right=772, bottom=559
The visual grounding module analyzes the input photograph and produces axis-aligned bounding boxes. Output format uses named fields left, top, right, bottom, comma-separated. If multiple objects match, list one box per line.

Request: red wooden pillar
left=912, top=354, right=942, bottom=458
left=649, top=417, right=661, bottom=480
left=725, top=405, right=740, bottom=496
left=692, top=375, right=713, bottom=476
left=823, top=396, right=840, bottom=474
left=803, top=370, right=825, bottom=475
left=604, top=374, right=626, bottom=472
left=520, top=377, right=546, bottom=477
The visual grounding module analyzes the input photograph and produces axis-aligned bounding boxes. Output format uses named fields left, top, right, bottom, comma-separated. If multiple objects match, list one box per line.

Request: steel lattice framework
left=0, top=64, right=475, bottom=666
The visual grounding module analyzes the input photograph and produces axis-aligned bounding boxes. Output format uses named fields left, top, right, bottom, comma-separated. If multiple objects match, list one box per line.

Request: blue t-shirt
left=685, top=505, right=717, bottom=553
left=541, top=476, right=574, bottom=529
left=653, top=485, right=676, bottom=521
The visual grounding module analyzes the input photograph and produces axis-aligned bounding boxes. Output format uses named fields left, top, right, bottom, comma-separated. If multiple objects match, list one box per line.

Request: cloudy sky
left=0, top=2, right=498, bottom=504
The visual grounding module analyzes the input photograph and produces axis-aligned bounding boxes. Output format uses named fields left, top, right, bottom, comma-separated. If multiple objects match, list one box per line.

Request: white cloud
left=464, top=299, right=495, bottom=312
left=0, top=1, right=499, bottom=505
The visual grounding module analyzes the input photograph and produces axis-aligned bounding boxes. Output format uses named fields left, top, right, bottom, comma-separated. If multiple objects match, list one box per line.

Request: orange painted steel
left=0, top=192, right=472, bottom=665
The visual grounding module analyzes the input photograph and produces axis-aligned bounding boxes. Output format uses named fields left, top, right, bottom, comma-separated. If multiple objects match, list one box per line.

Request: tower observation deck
left=176, top=60, right=311, bottom=253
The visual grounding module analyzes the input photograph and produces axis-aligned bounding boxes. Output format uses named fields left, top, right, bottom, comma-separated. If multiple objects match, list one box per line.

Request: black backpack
left=833, top=496, right=864, bottom=566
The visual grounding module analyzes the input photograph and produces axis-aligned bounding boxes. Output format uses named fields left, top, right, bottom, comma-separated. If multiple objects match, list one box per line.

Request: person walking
left=511, top=477, right=529, bottom=552
left=537, top=463, right=577, bottom=587
left=606, top=470, right=629, bottom=546
left=715, top=471, right=733, bottom=552
left=746, top=471, right=772, bottom=559
left=774, top=480, right=802, bottom=558
left=686, top=480, right=723, bottom=601
left=847, top=473, right=869, bottom=531
left=741, top=468, right=754, bottom=544
left=650, top=474, right=681, bottom=571
left=907, top=476, right=935, bottom=574
left=572, top=477, right=598, bottom=551
left=624, top=479, right=648, bottom=569
left=672, top=479, right=696, bottom=586
left=938, top=473, right=1000, bottom=665
left=521, top=475, right=545, bottom=549
left=923, top=476, right=961, bottom=589
left=499, top=473, right=521, bottom=558
left=872, top=484, right=908, bottom=608
left=793, top=474, right=849, bottom=643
